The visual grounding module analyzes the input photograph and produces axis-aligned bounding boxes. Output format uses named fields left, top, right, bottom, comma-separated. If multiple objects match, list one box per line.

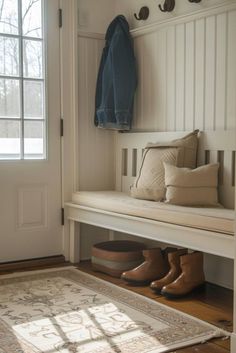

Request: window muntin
left=0, top=0, right=45, bottom=160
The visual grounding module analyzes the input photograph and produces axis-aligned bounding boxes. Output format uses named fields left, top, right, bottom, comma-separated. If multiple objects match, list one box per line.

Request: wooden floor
left=0, top=259, right=233, bottom=353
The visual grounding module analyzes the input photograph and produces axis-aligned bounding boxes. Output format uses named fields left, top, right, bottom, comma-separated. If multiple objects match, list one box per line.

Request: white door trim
left=59, top=0, right=79, bottom=260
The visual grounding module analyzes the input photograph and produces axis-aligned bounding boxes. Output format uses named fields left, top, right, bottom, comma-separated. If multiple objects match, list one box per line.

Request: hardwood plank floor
left=0, top=260, right=232, bottom=353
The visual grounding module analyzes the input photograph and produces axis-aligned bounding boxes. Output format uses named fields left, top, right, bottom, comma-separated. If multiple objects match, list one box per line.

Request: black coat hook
left=134, top=6, right=150, bottom=21
left=159, top=0, right=175, bottom=12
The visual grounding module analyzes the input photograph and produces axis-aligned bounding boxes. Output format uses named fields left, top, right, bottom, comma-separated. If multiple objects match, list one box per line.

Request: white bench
left=65, top=130, right=235, bottom=263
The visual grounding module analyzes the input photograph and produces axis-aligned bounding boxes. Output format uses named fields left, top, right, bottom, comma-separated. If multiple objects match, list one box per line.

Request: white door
left=0, top=0, right=62, bottom=262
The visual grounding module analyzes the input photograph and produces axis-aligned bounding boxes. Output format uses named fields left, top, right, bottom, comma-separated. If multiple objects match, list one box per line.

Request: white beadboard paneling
left=78, top=37, right=115, bottom=191
left=134, top=36, right=144, bottom=129
left=175, top=23, right=185, bottom=131
left=78, top=5, right=236, bottom=134
left=185, top=21, right=195, bottom=131
left=226, top=10, right=236, bottom=130
left=215, top=13, right=227, bottom=130
left=166, top=26, right=176, bottom=131
left=205, top=15, right=216, bottom=131
left=141, top=34, right=156, bottom=128
left=154, top=29, right=167, bottom=132
left=195, top=18, right=205, bottom=131
left=141, top=32, right=157, bottom=130
left=131, top=7, right=235, bottom=132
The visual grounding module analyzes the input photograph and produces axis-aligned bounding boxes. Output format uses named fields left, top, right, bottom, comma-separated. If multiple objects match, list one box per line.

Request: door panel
left=0, top=0, right=62, bottom=262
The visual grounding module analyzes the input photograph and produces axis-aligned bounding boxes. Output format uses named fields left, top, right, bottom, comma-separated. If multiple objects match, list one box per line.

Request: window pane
left=0, top=79, right=20, bottom=119
left=0, top=0, right=18, bottom=35
left=0, top=36, right=19, bottom=76
left=23, top=39, right=43, bottom=78
left=24, top=80, right=44, bottom=119
left=22, top=0, right=42, bottom=38
left=24, top=120, right=44, bottom=159
left=0, top=120, right=20, bottom=159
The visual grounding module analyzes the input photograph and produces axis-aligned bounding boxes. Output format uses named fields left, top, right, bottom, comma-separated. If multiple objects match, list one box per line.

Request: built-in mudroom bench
left=65, top=130, right=235, bottom=261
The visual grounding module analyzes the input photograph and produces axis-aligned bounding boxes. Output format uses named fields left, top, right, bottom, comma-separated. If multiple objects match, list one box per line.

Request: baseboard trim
left=0, top=255, right=66, bottom=272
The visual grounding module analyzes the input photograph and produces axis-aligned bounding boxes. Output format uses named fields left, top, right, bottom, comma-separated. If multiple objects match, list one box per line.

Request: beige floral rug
left=0, top=267, right=228, bottom=353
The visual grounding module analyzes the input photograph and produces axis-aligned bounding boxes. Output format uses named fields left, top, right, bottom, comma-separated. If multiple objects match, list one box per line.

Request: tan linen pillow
left=130, top=130, right=199, bottom=201
left=164, top=163, right=219, bottom=206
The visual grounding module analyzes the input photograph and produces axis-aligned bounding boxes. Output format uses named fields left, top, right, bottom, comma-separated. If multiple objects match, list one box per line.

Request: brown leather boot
left=161, top=252, right=205, bottom=298
left=150, top=248, right=187, bottom=293
left=121, top=247, right=176, bottom=285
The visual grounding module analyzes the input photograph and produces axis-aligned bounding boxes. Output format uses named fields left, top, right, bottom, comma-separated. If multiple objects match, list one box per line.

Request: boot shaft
left=121, top=247, right=175, bottom=283
left=168, top=248, right=188, bottom=268
left=180, top=251, right=205, bottom=281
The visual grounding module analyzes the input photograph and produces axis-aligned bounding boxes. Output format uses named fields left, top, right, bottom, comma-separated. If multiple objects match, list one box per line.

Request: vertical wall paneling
left=226, top=10, right=236, bottom=130
left=155, top=29, right=167, bottom=131
left=215, top=13, right=227, bottom=130
left=185, top=21, right=195, bottom=131
left=175, top=24, right=185, bottom=131
left=133, top=37, right=144, bottom=129
left=77, top=5, right=236, bottom=193
left=195, top=18, right=205, bottom=131
left=129, top=6, right=236, bottom=132
left=142, top=33, right=157, bottom=130
left=78, top=36, right=115, bottom=191
left=205, top=16, right=216, bottom=131
left=166, top=26, right=176, bottom=131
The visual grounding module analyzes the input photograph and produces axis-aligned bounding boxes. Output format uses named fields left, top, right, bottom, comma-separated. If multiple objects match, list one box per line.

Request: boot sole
left=161, top=283, right=206, bottom=299
left=121, top=278, right=153, bottom=286
left=150, top=287, right=162, bottom=294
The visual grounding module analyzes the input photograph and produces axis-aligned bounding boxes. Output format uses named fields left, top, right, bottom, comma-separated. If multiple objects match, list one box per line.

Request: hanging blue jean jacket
left=94, top=15, right=137, bottom=130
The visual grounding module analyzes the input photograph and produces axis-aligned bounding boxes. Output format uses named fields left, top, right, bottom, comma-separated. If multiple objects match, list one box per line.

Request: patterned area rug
left=0, top=267, right=228, bottom=353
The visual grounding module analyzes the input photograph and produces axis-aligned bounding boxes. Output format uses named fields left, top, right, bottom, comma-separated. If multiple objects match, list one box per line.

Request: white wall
left=77, top=0, right=236, bottom=289
left=78, top=0, right=115, bottom=33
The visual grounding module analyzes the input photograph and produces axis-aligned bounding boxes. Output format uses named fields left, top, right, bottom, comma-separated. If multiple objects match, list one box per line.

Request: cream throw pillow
left=164, top=163, right=219, bottom=206
left=130, top=130, right=199, bottom=201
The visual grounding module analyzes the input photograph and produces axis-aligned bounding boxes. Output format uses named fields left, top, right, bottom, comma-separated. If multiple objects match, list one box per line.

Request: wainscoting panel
left=131, top=6, right=236, bottom=132
left=78, top=36, right=115, bottom=191
left=227, top=10, right=236, bottom=130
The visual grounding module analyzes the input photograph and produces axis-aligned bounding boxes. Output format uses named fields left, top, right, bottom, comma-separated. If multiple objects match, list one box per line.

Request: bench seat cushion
left=72, top=191, right=235, bottom=235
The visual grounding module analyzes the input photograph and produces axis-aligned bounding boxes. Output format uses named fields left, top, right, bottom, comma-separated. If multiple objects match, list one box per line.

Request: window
left=0, top=0, right=45, bottom=160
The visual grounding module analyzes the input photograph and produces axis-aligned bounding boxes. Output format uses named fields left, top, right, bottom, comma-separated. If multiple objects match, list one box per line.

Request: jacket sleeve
left=110, top=28, right=137, bottom=128
left=94, top=46, right=108, bottom=126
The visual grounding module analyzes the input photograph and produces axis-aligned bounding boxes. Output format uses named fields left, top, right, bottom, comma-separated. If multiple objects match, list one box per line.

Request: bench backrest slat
left=115, top=130, right=236, bottom=209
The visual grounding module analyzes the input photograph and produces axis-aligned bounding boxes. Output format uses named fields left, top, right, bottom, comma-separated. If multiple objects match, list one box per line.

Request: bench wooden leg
left=63, top=220, right=70, bottom=261
left=69, top=220, right=81, bottom=263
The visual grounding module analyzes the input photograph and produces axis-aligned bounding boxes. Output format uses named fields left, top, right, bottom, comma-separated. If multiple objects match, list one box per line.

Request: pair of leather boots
left=121, top=247, right=205, bottom=298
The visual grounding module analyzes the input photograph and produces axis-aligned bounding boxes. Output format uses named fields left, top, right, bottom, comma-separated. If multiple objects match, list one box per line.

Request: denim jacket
left=94, top=15, right=137, bottom=130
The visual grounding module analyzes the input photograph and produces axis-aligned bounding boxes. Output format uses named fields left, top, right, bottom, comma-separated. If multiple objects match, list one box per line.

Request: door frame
left=59, top=0, right=79, bottom=260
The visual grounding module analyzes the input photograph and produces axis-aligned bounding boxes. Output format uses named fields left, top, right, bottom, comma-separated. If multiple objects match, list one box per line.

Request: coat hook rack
left=188, top=0, right=202, bottom=2
left=159, top=0, right=175, bottom=12
left=134, top=6, right=150, bottom=21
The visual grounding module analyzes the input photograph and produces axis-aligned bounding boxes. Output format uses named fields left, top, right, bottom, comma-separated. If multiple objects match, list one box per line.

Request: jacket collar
left=105, top=15, right=130, bottom=42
